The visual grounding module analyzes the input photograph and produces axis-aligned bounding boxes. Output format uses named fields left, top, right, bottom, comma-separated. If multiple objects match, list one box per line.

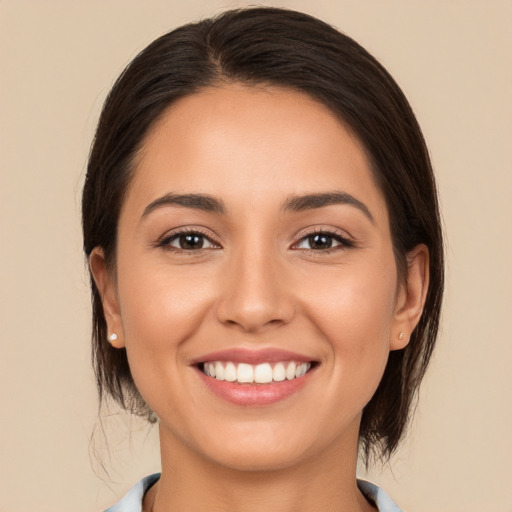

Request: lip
left=195, top=366, right=315, bottom=406
left=190, top=348, right=315, bottom=365
left=190, top=348, right=318, bottom=406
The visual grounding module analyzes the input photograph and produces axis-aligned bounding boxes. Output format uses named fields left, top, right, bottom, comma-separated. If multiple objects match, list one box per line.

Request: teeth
left=224, top=362, right=237, bottom=382
left=202, top=361, right=311, bottom=384
left=214, top=361, right=224, bottom=380
left=285, top=362, right=296, bottom=380
left=273, top=362, right=286, bottom=382
left=254, top=363, right=273, bottom=384
left=204, top=362, right=216, bottom=377
left=237, top=363, right=254, bottom=383
left=295, top=364, right=306, bottom=378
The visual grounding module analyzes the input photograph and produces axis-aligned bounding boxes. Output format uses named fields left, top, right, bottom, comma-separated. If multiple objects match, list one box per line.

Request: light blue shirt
left=104, top=473, right=403, bottom=511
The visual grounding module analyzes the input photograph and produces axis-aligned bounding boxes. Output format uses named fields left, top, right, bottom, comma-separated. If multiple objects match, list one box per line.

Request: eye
left=159, top=229, right=220, bottom=251
left=294, top=230, right=354, bottom=251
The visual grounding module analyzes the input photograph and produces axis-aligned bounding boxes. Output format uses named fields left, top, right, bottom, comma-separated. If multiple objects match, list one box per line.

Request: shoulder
left=357, top=479, right=404, bottom=512
left=103, top=473, right=160, bottom=512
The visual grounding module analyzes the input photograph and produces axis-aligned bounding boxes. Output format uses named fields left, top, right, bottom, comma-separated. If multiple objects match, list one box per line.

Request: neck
left=145, top=422, right=376, bottom=512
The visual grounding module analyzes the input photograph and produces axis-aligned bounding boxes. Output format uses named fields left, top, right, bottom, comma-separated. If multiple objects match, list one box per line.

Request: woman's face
left=94, top=84, right=420, bottom=471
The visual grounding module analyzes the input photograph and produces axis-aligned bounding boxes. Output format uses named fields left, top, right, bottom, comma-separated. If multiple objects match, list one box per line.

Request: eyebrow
left=141, top=190, right=373, bottom=223
left=282, top=191, right=374, bottom=223
left=142, top=193, right=226, bottom=218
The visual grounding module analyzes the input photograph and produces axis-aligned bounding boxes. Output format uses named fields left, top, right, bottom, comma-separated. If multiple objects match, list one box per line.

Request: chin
left=205, top=444, right=309, bottom=473
left=187, top=421, right=329, bottom=473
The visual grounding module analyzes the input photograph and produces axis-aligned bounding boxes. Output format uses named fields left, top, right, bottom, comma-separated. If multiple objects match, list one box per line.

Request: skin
left=90, top=84, right=429, bottom=512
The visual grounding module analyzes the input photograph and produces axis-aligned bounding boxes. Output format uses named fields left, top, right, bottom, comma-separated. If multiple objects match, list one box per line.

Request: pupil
left=309, top=234, right=332, bottom=249
left=180, top=234, right=203, bottom=249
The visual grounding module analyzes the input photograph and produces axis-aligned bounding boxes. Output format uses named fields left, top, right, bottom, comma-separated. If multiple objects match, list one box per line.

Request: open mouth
left=198, top=360, right=317, bottom=384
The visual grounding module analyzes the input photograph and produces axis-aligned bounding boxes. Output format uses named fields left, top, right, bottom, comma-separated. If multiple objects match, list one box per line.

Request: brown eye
left=307, top=233, right=334, bottom=249
left=161, top=231, right=219, bottom=251
left=178, top=233, right=205, bottom=250
left=294, top=231, right=354, bottom=251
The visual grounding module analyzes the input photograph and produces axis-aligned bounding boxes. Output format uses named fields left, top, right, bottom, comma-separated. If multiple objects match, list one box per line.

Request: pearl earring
left=398, top=332, right=406, bottom=340
left=108, top=333, right=118, bottom=342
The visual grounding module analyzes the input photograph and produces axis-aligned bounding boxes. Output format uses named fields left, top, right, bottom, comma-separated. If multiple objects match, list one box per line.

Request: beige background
left=1, top=1, right=511, bottom=511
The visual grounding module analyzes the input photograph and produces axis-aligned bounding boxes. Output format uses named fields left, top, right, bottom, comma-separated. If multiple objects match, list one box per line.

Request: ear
left=391, top=244, right=430, bottom=350
left=89, top=247, right=125, bottom=348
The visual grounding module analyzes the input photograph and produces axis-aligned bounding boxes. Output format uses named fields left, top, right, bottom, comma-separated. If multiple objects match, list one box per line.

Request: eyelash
left=156, top=228, right=221, bottom=253
left=292, top=228, right=355, bottom=254
left=156, top=227, right=355, bottom=254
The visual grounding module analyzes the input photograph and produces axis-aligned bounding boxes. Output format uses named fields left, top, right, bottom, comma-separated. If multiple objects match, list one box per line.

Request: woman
left=82, top=7, right=443, bottom=512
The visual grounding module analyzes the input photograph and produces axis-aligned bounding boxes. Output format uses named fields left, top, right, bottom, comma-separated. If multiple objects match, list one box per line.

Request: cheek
left=115, top=257, right=215, bottom=389
left=300, top=258, right=397, bottom=394
left=118, top=251, right=211, bottom=329
left=303, top=257, right=397, bottom=339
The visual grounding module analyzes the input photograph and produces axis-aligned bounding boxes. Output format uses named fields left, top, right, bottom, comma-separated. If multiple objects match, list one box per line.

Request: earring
left=108, top=333, right=118, bottom=342
left=398, top=332, right=406, bottom=340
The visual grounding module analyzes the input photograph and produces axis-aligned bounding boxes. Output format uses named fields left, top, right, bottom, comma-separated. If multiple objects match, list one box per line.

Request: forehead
left=124, top=84, right=388, bottom=223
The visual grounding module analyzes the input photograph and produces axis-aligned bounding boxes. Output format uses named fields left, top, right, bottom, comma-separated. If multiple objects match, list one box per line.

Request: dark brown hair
left=82, top=7, right=443, bottom=464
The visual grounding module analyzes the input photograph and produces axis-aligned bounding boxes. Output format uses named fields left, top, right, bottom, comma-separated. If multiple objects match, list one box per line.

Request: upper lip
left=190, top=348, right=317, bottom=366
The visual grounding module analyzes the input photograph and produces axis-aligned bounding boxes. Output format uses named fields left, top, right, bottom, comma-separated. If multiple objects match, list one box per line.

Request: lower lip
left=195, top=367, right=314, bottom=406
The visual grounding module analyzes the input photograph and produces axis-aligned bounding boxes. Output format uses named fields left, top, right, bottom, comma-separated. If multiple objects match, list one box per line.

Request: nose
left=215, top=244, right=295, bottom=333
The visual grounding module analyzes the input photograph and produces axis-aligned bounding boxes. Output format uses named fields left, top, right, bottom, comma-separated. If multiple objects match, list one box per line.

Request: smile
left=201, top=361, right=312, bottom=384
left=192, top=349, right=318, bottom=405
